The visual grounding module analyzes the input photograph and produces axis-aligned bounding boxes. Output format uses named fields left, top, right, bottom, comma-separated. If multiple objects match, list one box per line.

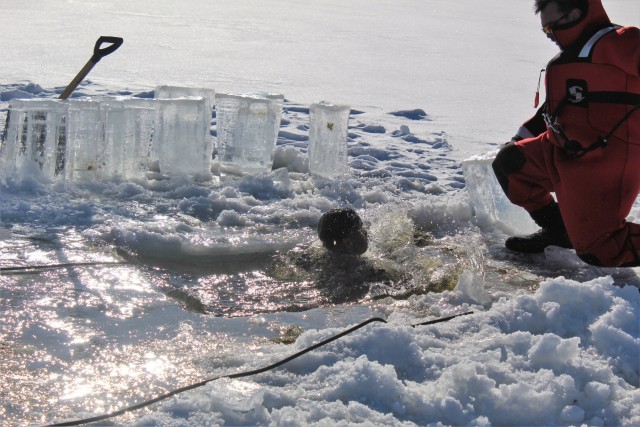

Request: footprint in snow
left=389, top=108, right=429, bottom=120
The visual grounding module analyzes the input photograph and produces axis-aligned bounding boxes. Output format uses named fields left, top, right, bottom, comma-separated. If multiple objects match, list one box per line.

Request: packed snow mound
left=133, top=276, right=639, bottom=427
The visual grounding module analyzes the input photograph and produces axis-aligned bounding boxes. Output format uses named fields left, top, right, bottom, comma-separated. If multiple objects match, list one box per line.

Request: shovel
left=59, top=36, right=123, bottom=99
left=0, top=36, right=123, bottom=176
left=0, top=36, right=123, bottom=175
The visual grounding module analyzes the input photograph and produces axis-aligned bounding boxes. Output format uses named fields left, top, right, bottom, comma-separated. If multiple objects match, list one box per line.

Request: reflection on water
left=0, top=219, right=476, bottom=425
left=5, top=213, right=636, bottom=425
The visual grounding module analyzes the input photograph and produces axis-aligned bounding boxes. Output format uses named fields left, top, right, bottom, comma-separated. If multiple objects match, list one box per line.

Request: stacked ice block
left=308, top=101, right=351, bottom=179
left=1, top=99, right=67, bottom=178
left=101, top=98, right=158, bottom=180
left=215, top=92, right=284, bottom=175
left=1, top=90, right=359, bottom=183
left=65, top=99, right=104, bottom=180
left=154, top=98, right=212, bottom=180
left=153, top=86, right=216, bottom=180
left=1, top=91, right=213, bottom=181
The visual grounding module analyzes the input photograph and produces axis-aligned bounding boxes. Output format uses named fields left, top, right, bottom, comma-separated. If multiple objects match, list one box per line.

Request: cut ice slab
left=461, top=150, right=538, bottom=234
left=308, top=101, right=350, bottom=179
left=215, top=92, right=283, bottom=175
left=154, top=97, right=213, bottom=179
left=101, top=98, right=157, bottom=180
left=65, top=99, right=104, bottom=180
left=1, top=99, right=67, bottom=179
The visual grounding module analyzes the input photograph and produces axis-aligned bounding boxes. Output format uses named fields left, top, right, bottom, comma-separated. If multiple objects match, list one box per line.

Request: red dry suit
left=493, top=0, right=640, bottom=266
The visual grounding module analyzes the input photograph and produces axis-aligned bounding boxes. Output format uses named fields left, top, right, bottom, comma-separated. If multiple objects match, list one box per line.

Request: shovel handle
left=90, top=36, right=124, bottom=63
left=59, top=36, right=123, bottom=99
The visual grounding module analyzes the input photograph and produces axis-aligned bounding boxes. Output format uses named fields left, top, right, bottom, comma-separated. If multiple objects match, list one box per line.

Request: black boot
left=505, top=202, right=572, bottom=253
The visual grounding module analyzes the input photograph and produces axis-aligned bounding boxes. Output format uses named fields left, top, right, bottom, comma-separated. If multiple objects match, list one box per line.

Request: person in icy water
left=268, top=208, right=410, bottom=304
left=317, top=208, right=369, bottom=255
left=268, top=207, right=471, bottom=307
left=491, top=0, right=640, bottom=267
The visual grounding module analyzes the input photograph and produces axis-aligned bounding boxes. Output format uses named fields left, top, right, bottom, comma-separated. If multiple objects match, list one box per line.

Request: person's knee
left=492, top=142, right=527, bottom=194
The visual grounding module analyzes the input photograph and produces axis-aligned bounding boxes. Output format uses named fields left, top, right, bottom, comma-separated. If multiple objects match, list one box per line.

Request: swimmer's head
left=317, top=208, right=368, bottom=255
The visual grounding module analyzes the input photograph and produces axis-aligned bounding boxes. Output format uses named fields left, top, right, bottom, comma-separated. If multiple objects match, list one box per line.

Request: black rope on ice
left=47, top=311, right=473, bottom=426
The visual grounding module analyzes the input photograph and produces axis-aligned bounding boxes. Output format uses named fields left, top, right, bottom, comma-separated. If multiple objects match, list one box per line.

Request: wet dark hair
left=317, top=208, right=363, bottom=249
left=534, top=0, right=587, bottom=14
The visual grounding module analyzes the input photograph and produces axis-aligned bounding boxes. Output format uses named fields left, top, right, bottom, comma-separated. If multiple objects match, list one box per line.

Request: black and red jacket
left=517, top=0, right=640, bottom=154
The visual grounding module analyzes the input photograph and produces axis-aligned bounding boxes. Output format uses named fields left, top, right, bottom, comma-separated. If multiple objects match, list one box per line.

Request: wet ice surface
left=0, top=84, right=474, bottom=424
left=0, top=83, right=481, bottom=315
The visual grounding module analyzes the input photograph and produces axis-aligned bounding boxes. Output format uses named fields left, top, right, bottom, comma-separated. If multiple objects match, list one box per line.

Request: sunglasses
left=542, top=11, right=570, bottom=34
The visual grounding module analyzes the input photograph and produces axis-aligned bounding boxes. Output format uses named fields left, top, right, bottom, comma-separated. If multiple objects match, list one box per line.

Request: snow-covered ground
left=1, top=0, right=639, bottom=426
